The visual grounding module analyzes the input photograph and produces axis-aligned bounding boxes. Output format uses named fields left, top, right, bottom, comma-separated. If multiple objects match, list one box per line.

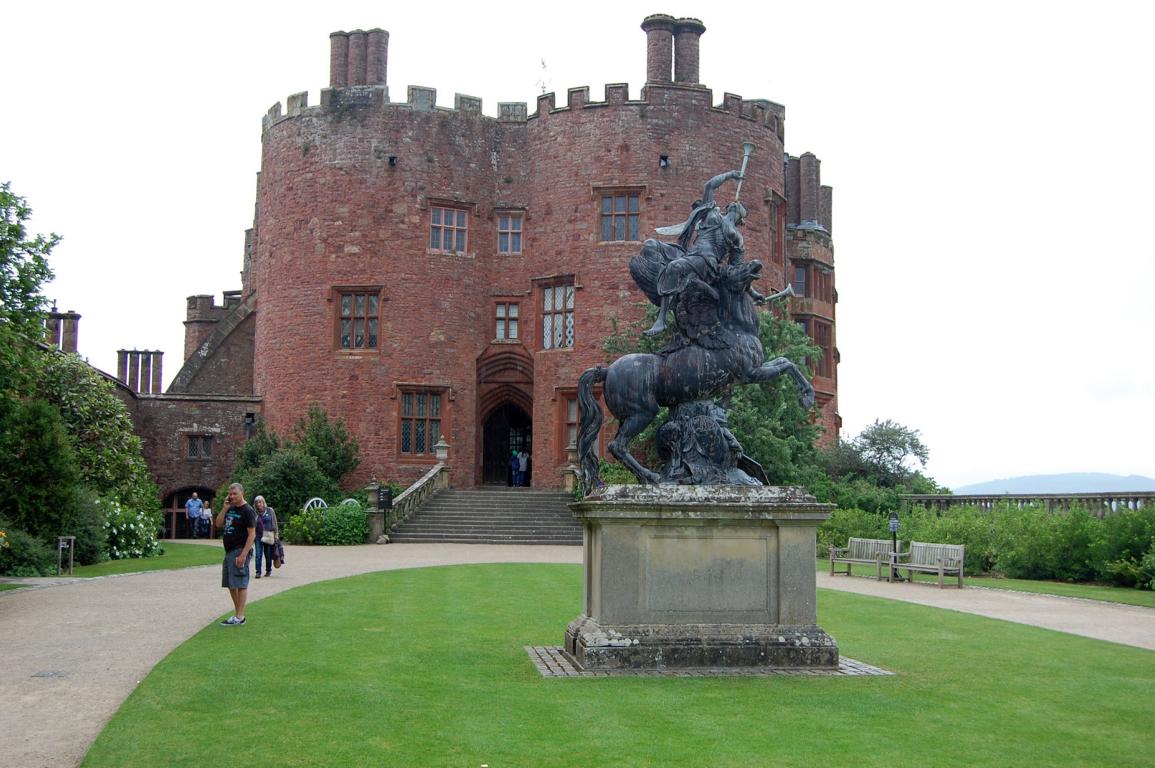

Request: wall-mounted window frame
left=333, top=286, right=383, bottom=351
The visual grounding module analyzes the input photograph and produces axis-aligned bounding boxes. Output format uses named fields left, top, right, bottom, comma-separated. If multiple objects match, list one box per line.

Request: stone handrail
left=902, top=492, right=1154, bottom=517
left=386, top=463, right=448, bottom=532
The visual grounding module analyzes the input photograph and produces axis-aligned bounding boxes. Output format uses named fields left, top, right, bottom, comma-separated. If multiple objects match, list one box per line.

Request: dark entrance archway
left=482, top=403, right=532, bottom=485
left=162, top=486, right=217, bottom=540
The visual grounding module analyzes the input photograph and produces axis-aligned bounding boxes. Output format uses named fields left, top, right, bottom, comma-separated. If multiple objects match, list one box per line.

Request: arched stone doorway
left=476, top=345, right=534, bottom=486
left=481, top=403, right=532, bottom=485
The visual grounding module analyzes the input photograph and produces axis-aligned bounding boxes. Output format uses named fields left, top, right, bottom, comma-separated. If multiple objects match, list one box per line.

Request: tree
left=814, top=418, right=942, bottom=511
left=600, top=302, right=822, bottom=483
left=725, top=307, right=822, bottom=484
left=0, top=399, right=106, bottom=565
left=234, top=419, right=280, bottom=476
left=0, top=182, right=58, bottom=337
left=292, top=405, right=360, bottom=484
left=0, top=399, right=80, bottom=538
left=229, top=408, right=359, bottom=517
left=852, top=418, right=930, bottom=487
left=0, top=182, right=59, bottom=397
left=31, top=351, right=159, bottom=514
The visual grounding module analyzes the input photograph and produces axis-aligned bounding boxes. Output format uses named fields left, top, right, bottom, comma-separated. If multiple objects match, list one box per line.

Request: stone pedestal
left=565, top=485, right=838, bottom=670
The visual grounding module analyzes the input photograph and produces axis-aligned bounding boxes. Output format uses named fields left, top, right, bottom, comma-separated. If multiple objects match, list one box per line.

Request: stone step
left=389, top=488, right=582, bottom=546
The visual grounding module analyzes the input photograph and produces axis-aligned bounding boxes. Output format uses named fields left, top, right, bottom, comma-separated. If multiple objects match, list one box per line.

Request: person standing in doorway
left=215, top=483, right=256, bottom=626
left=509, top=450, right=520, bottom=487
left=200, top=503, right=213, bottom=538
left=184, top=492, right=203, bottom=538
left=518, top=450, right=529, bottom=487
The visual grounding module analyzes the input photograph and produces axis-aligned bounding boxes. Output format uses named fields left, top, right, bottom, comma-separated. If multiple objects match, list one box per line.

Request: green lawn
left=0, top=582, right=24, bottom=591
left=84, top=563, right=1155, bottom=768
left=818, top=557, right=1155, bottom=609
left=71, top=542, right=220, bottom=577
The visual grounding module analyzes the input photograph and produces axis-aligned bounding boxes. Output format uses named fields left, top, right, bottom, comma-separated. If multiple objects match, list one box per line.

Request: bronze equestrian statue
left=576, top=156, right=814, bottom=492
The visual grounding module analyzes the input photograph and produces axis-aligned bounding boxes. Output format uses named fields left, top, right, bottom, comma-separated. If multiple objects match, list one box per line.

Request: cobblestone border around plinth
left=525, top=646, right=893, bottom=677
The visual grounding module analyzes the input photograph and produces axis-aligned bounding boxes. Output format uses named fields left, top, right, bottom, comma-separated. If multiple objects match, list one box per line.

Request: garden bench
left=829, top=537, right=895, bottom=580
left=891, top=541, right=965, bottom=588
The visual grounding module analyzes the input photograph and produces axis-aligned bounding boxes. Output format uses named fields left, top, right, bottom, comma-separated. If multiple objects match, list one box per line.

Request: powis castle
left=80, top=13, right=839, bottom=525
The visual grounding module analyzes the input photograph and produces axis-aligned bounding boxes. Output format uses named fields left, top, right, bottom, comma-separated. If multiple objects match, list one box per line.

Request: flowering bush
left=282, top=501, right=368, bottom=545
left=102, top=498, right=162, bottom=560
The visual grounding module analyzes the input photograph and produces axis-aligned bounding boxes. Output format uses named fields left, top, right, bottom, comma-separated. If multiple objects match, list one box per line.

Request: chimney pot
left=640, top=14, right=676, bottom=84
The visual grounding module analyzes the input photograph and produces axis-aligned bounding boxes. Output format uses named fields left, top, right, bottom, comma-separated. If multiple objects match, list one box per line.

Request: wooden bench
left=891, top=541, right=965, bottom=588
left=829, top=537, right=895, bottom=580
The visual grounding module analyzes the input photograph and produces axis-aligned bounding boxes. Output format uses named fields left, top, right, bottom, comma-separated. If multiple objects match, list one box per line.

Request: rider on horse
left=637, top=169, right=758, bottom=337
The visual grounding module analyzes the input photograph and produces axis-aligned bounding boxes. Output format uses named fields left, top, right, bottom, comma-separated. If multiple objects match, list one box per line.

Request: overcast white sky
left=3, top=1, right=1153, bottom=490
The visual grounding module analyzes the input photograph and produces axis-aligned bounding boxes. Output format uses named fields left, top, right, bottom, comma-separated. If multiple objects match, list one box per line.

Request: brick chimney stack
left=799, top=152, right=820, bottom=226
left=673, top=18, right=706, bottom=85
left=45, top=309, right=80, bottom=353
left=329, top=28, right=389, bottom=89
left=641, top=14, right=676, bottom=84
left=150, top=350, right=164, bottom=394
left=45, top=314, right=61, bottom=348
left=367, top=29, right=389, bottom=86
left=329, top=32, right=349, bottom=88
left=116, top=350, right=165, bottom=394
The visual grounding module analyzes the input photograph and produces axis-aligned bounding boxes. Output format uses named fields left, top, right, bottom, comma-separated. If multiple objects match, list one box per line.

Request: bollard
left=56, top=536, right=76, bottom=576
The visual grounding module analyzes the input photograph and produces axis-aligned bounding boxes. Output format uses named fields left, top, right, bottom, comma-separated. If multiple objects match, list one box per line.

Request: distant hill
left=952, top=473, right=1155, bottom=495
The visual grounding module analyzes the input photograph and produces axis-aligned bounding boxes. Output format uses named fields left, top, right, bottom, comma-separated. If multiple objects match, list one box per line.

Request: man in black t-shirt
left=214, top=482, right=257, bottom=626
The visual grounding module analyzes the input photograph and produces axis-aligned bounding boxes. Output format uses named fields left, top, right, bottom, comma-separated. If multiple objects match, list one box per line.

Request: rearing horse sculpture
left=576, top=258, right=815, bottom=490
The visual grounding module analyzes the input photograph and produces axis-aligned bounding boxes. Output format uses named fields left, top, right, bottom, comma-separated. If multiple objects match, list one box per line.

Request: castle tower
left=157, top=11, right=838, bottom=491
left=786, top=152, right=840, bottom=443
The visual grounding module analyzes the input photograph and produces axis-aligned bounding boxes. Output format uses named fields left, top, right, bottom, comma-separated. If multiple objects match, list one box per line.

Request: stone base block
left=565, top=615, right=838, bottom=671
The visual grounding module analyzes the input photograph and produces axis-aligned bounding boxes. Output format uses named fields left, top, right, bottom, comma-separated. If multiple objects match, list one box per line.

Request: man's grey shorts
left=222, top=548, right=252, bottom=589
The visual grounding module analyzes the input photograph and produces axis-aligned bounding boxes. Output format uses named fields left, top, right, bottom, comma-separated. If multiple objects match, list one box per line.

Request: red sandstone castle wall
left=252, top=80, right=789, bottom=489
left=521, top=84, right=787, bottom=479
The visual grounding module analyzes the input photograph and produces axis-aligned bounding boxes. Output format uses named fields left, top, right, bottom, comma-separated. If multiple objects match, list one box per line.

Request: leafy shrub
left=0, top=399, right=83, bottom=541
left=1138, top=546, right=1155, bottom=590
left=0, top=524, right=55, bottom=576
left=64, top=490, right=110, bottom=565
left=234, top=446, right=336, bottom=519
left=817, top=508, right=887, bottom=555
left=282, top=506, right=324, bottom=545
left=282, top=501, right=368, bottom=545
left=103, top=497, right=163, bottom=560
left=902, top=505, right=1004, bottom=575
left=599, top=459, right=638, bottom=486
left=1090, top=506, right=1155, bottom=585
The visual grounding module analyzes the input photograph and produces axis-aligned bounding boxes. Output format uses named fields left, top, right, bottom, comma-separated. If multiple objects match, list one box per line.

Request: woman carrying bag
left=253, top=496, right=279, bottom=578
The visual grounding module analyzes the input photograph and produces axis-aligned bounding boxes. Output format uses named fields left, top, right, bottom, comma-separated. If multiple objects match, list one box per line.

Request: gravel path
left=1, top=542, right=1151, bottom=768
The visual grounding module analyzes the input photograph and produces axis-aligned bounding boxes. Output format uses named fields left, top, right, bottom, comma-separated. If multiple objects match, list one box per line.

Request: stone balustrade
left=902, top=492, right=1155, bottom=517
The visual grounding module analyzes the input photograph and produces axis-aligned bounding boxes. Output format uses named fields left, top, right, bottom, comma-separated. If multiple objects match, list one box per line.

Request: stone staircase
left=387, top=487, right=582, bottom=545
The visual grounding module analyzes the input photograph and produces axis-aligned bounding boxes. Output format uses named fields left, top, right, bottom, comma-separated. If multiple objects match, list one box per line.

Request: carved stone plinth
left=565, top=485, right=838, bottom=670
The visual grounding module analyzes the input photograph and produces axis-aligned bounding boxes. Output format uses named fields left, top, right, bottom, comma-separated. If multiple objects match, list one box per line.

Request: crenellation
left=605, top=83, right=630, bottom=104
left=568, top=87, right=589, bottom=109
left=537, top=91, right=556, bottom=116
left=498, top=102, right=528, bottom=123
left=409, top=86, right=437, bottom=112
left=454, top=93, right=482, bottom=113
left=287, top=91, right=308, bottom=115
